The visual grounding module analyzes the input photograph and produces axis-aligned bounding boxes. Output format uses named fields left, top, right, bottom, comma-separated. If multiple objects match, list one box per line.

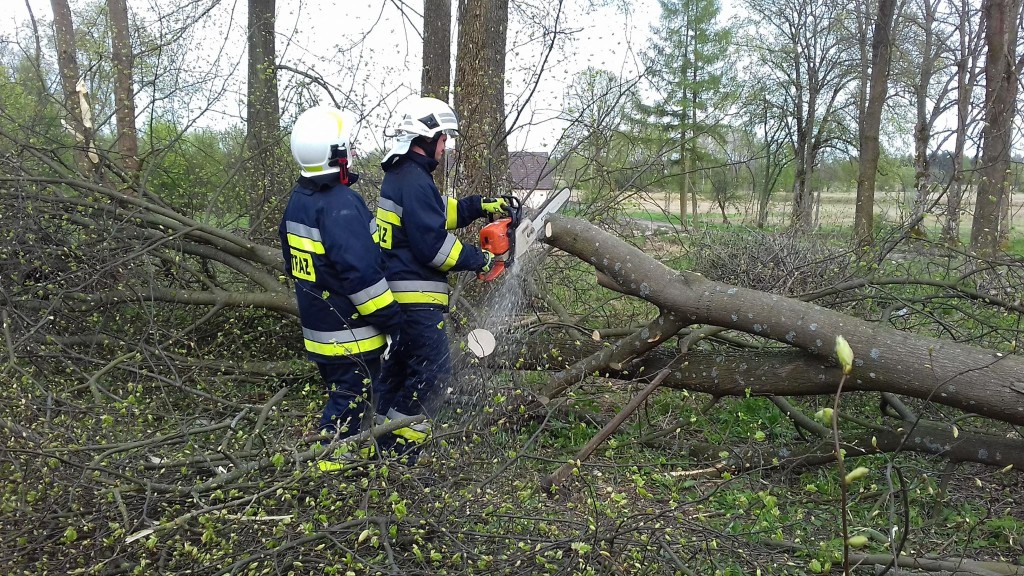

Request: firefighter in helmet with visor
left=374, top=96, right=510, bottom=459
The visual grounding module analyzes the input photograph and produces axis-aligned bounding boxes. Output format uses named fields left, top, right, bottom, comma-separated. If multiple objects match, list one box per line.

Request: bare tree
left=970, top=0, right=1023, bottom=255
left=50, top=0, right=99, bottom=178
left=107, top=0, right=140, bottom=179
left=942, top=0, right=983, bottom=245
left=743, top=0, right=859, bottom=231
left=853, top=0, right=897, bottom=246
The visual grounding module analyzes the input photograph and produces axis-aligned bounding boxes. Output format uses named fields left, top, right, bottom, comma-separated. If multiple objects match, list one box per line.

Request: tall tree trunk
left=853, top=0, right=896, bottom=246
left=422, top=0, right=451, bottom=194
left=911, top=0, right=938, bottom=222
left=678, top=133, right=688, bottom=228
left=50, top=0, right=98, bottom=178
left=107, top=0, right=140, bottom=180
left=970, top=0, right=1022, bottom=255
left=792, top=112, right=815, bottom=231
left=454, top=0, right=510, bottom=198
left=690, top=100, right=699, bottom=222
left=790, top=51, right=814, bottom=232
left=422, top=0, right=451, bottom=100
left=246, top=0, right=282, bottom=238
left=942, top=0, right=976, bottom=246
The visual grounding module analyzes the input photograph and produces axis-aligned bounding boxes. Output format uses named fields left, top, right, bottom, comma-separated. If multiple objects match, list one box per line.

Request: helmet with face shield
left=383, top=97, right=459, bottom=166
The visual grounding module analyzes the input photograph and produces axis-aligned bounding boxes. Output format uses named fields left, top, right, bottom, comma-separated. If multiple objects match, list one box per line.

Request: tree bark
left=422, top=0, right=451, bottom=100
left=970, top=0, right=1022, bottom=256
left=246, top=0, right=283, bottom=238
left=853, top=0, right=896, bottom=246
left=423, top=0, right=451, bottom=194
left=542, top=214, right=1024, bottom=425
left=50, top=0, right=98, bottom=178
left=453, top=0, right=510, bottom=198
left=107, top=0, right=140, bottom=179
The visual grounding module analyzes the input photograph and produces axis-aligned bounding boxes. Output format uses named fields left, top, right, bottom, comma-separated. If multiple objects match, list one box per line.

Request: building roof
left=442, top=150, right=556, bottom=190
left=509, top=151, right=556, bottom=190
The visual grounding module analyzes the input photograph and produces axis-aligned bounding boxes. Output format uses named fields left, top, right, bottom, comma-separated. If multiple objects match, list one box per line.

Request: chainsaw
left=478, top=188, right=571, bottom=282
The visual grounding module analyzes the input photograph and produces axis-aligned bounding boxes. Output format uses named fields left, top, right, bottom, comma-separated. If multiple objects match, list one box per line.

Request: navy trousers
left=316, top=356, right=380, bottom=438
left=377, top=307, right=450, bottom=418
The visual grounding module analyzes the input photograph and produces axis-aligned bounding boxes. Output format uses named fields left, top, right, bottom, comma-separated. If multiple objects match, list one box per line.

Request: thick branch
left=542, top=215, right=1024, bottom=425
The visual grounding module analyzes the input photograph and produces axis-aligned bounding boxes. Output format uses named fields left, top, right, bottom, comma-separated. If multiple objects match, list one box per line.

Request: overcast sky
left=1, top=0, right=696, bottom=153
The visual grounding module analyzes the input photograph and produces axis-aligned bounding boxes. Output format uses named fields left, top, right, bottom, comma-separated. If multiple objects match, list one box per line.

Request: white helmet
left=290, top=106, right=357, bottom=177
left=383, top=96, right=459, bottom=165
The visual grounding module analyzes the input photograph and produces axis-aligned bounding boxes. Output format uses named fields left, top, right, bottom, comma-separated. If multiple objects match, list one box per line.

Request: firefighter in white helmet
left=374, top=96, right=510, bottom=461
left=279, top=106, right=403, bottom=469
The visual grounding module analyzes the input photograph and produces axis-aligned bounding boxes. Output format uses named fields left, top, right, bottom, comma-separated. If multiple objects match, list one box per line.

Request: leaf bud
left=835, top=335, right=854, bottom=375
left=844, top=466, right=870, bottom=485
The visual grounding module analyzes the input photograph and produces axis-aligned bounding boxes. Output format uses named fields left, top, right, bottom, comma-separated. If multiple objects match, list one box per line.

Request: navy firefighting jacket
left=279, top=172, right=403, bottom=363
left=376, top=153, right=487, bottom=309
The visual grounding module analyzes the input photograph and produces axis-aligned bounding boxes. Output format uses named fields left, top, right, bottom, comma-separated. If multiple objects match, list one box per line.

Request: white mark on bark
left=785, top=331, right=796, bottom=342
left=727, top=288, right=737, bottom=294
left=810, top=323, right=818, bottom=331
left=816, top=339, right=823, bottom=347
left=855, top=359, right=864, bottom=367
left=639, top=283, right=651, bottom=297
left=731, top=314, right=738, bottom=322
left=869, top=372, right=876, bottom=378
left=753, top=324, right=763, bottom=333
left=870, top=348, right=880, bottom=360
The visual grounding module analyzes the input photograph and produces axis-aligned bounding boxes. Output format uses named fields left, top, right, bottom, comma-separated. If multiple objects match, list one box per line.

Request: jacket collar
left=387, top=151, right=438, bottom=174
left=297, top=171, right=360, bottom=192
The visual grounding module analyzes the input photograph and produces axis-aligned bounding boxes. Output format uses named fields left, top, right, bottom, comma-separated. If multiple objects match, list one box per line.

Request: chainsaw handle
left=484, top=195, right=522, bottom=223
left=477, top=260, right=506, bottom=282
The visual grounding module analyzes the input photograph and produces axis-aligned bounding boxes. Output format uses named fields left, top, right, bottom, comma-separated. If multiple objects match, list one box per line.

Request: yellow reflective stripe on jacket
left=376, top=198, right=403, bottom=226
left=285, top=221, right=326, bottom=254
left=288, top=234, right=326, bottom=255
left=302, top=326, right=386, bottom=356
left=445, top=197, right=458, bottom=230
left=388, top=280, right=449, bottom=306
left=429, top=233, right=463, bottom=272
left=349, top=278, right=396, bottom=315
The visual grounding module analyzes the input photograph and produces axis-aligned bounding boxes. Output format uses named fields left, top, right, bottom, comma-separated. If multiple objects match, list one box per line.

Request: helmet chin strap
left=329, top=144, right=351, bottom=185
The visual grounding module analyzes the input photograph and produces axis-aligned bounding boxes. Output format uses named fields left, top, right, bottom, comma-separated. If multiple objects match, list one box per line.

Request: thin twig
left=542, top=369, right=671, bottom=496
left=832, top=372, right=851, bottom=576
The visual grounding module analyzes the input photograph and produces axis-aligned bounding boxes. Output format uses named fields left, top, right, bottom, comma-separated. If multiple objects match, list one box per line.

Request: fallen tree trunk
left=540, top=215, right=1024, bottom=425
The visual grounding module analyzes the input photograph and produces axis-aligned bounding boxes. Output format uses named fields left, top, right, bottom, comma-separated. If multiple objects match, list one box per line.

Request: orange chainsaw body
left=478, top=196, right=522, bottom=282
